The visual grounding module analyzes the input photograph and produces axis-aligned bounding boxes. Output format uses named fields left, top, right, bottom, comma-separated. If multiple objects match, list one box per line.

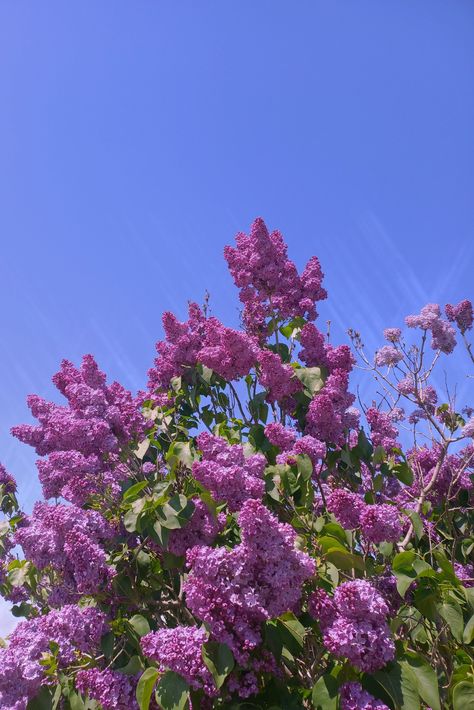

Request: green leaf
left=373, top=661, right=420, bottom=709
left=128, top=614, right=150, bottom=637
left=393, top=462, right=414, bottom=485
left=135, top=438, right=151, bottom=460
left=392, top=551, right=417, bottom=597
left=119, top=654, right=145, bottom=675
left=202, top=641, right=234, bottom=689
left=403, top=652, right=441, bottom=710
left=293, top=366, right=325, bottom=395
left=155, top=671, right=189, bottom=710
left=311, top=674, right=339, bottom=710
left=325, top=549, right=365, bottom=572
left=27, top=686, right=53, bottom=710
left=438, top=600, right=464, bottom=642
left=463, top=613, right=474, bottom=644
left=136, top=667, right=159, bottom=710
left=296, top=454, right=313, bottom=480
left=403, top=509, right=424, bottom=541
left=123, top=481, right=149, bottom=502
left=453, top=681, right=474, bottom=710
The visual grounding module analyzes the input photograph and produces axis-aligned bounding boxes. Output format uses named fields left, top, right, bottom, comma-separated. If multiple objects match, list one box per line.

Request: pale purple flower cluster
left=12, top=355, right=146, bottom=504
left=141, top=626, right=216, bottom=696
left=76, top=668, right=138, bottom=710
left=193, top=434, right=265, bottom=511
left=360, top=504, right=402, bottom=544
left=401, top=445, right=473, bottom=507
left=224, top=217, right=327, bottom=334
left=264, top=422, right=297, bottom=451
left=454, top=562, right=474, bottom=587
left=276, top=434, right=327, bottom=468
left=148, top=302, right=206, bottom=393
left=309, top=581, right=394, bottom=672
left=15, top=503, right=114, bottom=601
left=184, top=499, right=315, bottom=662
left=366, top=407, right=399, bottom=451
left=168, top=499, right=221, bottom=557
left=340, top=682, right=389, bottom=710
left=0, top=463, right=16, bottom=494
left=0, top=605, right=106, bottom=709
left=405, top=303, right=456, bottom=354
left=383, top=328, right=401, bottom=342
left=258, top=350, right=301, bottom=404
left=374, top=345, right=403, bottom=367
left=462, top=418, right=474, bottom=438
left=299, top=323, right=354, bottom=374
left=445, top=299, right=473, bottom=334
left=306, top=369, right=357, bottom=444
left=326, top=489, right=364, bottom=529
left=198, top=317, right=258, bottom=381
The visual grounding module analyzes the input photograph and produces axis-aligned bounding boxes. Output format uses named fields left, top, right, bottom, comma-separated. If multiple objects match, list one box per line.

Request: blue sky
left=0, top=0, right=473, bottom=631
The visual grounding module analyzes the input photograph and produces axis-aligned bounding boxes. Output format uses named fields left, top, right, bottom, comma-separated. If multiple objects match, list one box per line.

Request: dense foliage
left=0, top=218, right=473, bottom=710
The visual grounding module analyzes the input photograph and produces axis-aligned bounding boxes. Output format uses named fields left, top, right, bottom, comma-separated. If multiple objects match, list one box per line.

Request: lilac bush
left=0, top=217, right=473, bottom=709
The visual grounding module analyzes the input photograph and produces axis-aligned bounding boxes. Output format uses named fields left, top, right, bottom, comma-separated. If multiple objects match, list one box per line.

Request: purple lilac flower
left=360, top=504, right=402, bottom=544
left=192, top=433, right=265, bottom=512
left=198, top=317, right=258, bottom=381
left=340, top=682, right=390, bottom=709
left=326, top=489, right=364, bottom=529
left=76, top=669, right=138, bottom=709
left=445, top=300, right=473, bottom=334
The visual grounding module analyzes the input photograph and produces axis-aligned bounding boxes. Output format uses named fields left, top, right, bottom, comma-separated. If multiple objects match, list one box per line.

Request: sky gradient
left=0, top=1, right=473, bottom=633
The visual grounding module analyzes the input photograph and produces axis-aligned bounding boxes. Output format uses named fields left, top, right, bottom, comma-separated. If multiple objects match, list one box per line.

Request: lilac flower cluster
left=340, top=682, right=389, bottom=710
left=365, top=407, right=400, bottom=451
left=148, top=302, right=206, bottom=394
left=327, top=489, right=402, bottom=543
left=0, top=605, right=106, bottom=709
left=76, top=668, right=138, bottom=710
left=405, top=303, right=456, bottom=354
left=0, top=463, right=16, bottom=494
left=141, top=626, right=216, bottom=696
left=258, top=349, right=301, bottom=404
left=445, top=299, right=473, bottom=334
left=193, top=433, right=265, bottom=511
left=374, top=345, right=403, bottom=367
left=184, top=499, right=315, bottom=663
left=15, top=503, right=114, bottom=602
left=309, top=581, right=395, bottom=672
left=306, top=369, right=357, bottom=444
left=264, top=422, right=297, bottom=450
left=224, top=217, right=327, bottom=334
left=11, top=355, right=146, bottom=504
left=198, top=317, right=258, bottom=381
left=168, top=499, right=222, bottom=557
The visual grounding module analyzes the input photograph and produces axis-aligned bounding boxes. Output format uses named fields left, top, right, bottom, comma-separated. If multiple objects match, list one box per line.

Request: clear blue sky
left=0, top=0, right=473, bottom=511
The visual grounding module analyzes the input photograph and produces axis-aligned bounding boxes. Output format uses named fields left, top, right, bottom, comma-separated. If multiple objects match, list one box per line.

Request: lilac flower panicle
left=0, top=606, right=107, bottom=709
left=445, top=299, right=473, bottom=334
left=0, top=463, right=16, bottom=494
left=198, top=317, right=258, bottom=381
left=76, top=669, right=138, bottom=710
left=340, top=682, right=390, bottom=710
left=405, top=303, right=456, bottom=353
left=374, top=345, right=403, bottom=367
left=192, top=433, right=265, bottom=511
left=141, top=626, right=216, bottom=696
left=360, top=504, right=402, bottom=544
left=264, top=422, right=297, bottom=451
left=326, top=489, right=364, bottom=529
left=383, top=328, right=401, bottom=343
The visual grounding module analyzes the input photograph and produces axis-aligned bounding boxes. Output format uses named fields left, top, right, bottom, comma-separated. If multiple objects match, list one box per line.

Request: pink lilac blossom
left=258, top=349, right=301, bottom=404
left=275, top=435, right=327, bottom=469
left=309, top=581, right=394, bottom=673
left=454, top=562, right=474, bottom=587
left=366, top=408, right=399, bottom=451
left=326, top=489, right=364, bottom=529
left=360, top=504, right=402, bottom=544
left=193, top=434, right=265, bottom=512
left=76, top=669, right=138, bottom=710
left=184, top=499, right=315, bottom=663
left=0, top=463, right=16, bottom=494
left=15, top=503, right=114, bottom=601
left=197, top=318, right=258, bottom=381
left=224, top=218, right=327, bottom=335
left=299, top=323, right=354, bottom=375
left=148, top=302, right=206, bottom=393
left=0, top=605, right=106, bottom=710
left=462, top=418, right=474, bottom=438
left=405, top=303, right=456, bottom=354
left=383, top=328, right=401, bottom=342
left=168, top=499, right=221, bottom=557
left=340, top=682, right=389, bottom=710
left=11, top=355, right=146, bottom=504
left=141, top=626, right=216, bottom=696
left=264, top=423, right=297, bottom=451
left=374, top=345, right=403, bottom=367
left=397, top=375, right=415, bottom=396
left=445, top=300, right=473, bottom=334
left=306, top=370, right=356, bottom=444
